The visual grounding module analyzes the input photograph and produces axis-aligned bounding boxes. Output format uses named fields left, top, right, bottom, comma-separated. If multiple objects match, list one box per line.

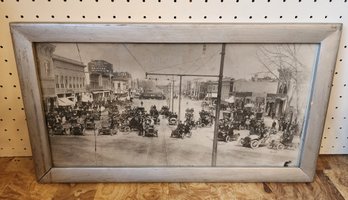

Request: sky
left=49, top=43, right=318, bottom=83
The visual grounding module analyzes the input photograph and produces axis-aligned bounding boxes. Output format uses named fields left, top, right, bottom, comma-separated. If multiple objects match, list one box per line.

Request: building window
left=69, top=76, right=72, bottom=88
left=60, top=76, right=64, bottom=88
left=44, top=60, right=52, bottom=77
left=230, top=82, right=234, bottom=93
left=55, top=75, right=59, bottom=88
left=65, top=76, right=68, bottom=88
left=214, top=85, right=218, bottom=92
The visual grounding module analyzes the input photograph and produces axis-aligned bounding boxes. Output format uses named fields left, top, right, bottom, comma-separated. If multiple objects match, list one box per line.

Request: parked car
left=240, top=134, right=271, bottom=149
left=143, top=125, right=158, bottom=137
left=85, top=117, right=96, bottom=130
left=168, top=113, right=178, bottom=125
left=171, top=122, right=191, bottom=139
left=217, top=128, right=240, bottom=142
left=70, top=123, right=85, bottom=135
left=98, top=121, right=117, bottom=135
left=49, top=123, right=66, bottom=135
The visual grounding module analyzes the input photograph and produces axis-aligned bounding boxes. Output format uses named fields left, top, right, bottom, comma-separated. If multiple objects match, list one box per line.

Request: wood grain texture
left=0, top=156, right=346, bottom=200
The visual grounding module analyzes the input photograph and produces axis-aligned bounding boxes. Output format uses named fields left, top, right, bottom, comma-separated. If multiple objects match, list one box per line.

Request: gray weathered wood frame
left=10, top=23, right=342, bottom=183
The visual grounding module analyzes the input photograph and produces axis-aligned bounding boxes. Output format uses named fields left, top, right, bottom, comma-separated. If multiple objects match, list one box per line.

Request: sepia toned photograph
left=216, top=44, right=318, bottom=167
left=35, top=42, right=318, bottom=167
left=36, top=43, right=222, bottom=167
left=11, top=23, right=341, bottom=182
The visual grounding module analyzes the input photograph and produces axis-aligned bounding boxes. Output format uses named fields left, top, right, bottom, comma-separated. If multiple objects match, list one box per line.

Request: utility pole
left=211, top=43, right=226, bottom=167
left=146, top=72, right=219, bottom=120
left=178, top=76, right=182, bottom=121
left=171, top=78, right=175, bottom=112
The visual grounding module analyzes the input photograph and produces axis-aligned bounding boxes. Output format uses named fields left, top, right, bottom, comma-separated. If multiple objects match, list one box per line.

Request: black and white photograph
left=36, top=43, right=221, bottom=167
left=216, top=44, right=318, bottom=167
left=35, top=42, right=318, bottom=167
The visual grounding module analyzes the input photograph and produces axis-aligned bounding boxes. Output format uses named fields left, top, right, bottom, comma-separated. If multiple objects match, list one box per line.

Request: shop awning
left=81, top=94, right=93, bottom=102
left=91, top=91, right=104, bottom=94
left=206, top=93, right=217, bottom=98
left=58, top=98, right=74, bottom=106
left=244, top=103, right=254, bottom=108
left=225, top=96, right=235, bottom=103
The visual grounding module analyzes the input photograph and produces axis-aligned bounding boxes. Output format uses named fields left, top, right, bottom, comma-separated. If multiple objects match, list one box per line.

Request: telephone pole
left=146, top=73, right=219, bottom=122
left=211, top=43, right=226, bottom=166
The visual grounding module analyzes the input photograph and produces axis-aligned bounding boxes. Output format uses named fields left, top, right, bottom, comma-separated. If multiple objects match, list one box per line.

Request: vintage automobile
left=267, top=139, right=286, bottom=150
left=120, top=116, right=142, bottom=132
left=159, top=106, right=171, bottom=118
left=70, top=122, right=85, bottom=135
left=143, top=125, right=158, bottom=137
left=168, top=113, right=178, bottom=126
left=85, top=117, right=96, bottom=130
left=217, top=128, right=240, bottom=142
left=197, top=110, right=213, bottom=128
left=119, top=124, right=131, bottom=132
left=240, top=134, right=271, bottom=149
left=119, top=118, right=132, bottom=132
left=170, top=127, right=184, bottom=139
left=268, top=130, right=299, bottom=150
left=98, top=121, right=117, bottom=136
left=171, top=123, right=192, bottom=139
left=49, top=123, right=66, bottom=135
left=135, top=106, right=145, bottom=115
left=196, top=118, right=213, bottom=128
left=185, top=119, right=197, bottom=130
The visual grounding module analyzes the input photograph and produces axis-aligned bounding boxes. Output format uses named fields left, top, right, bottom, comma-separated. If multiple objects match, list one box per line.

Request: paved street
left=50, top=99, right=299, bottom=167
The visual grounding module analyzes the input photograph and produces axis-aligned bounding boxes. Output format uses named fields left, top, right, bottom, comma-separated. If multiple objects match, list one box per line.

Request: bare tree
left=256, top=44, right=306, bottom=122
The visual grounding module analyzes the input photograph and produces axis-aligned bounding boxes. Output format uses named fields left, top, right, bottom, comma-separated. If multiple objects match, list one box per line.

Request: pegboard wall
left=0, top=0, right=347, bottom=156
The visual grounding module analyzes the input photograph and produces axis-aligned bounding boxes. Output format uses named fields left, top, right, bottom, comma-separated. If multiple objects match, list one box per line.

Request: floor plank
left=0, top=156, right=346, bottom=200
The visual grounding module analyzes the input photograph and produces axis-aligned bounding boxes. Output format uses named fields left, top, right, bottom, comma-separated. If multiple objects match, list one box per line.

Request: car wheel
left=277, top=143, right=285, bottom=150
left=250, top=140, right=260, bottom=149
left=240, top=138, right=245, bottom=145
left=225, top=136, right=230, bottom=143
left=267, top=142, right=274, bottom=149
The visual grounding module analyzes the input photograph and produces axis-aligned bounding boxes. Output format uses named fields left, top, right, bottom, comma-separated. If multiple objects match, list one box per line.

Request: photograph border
left=10, top=23, right=341, bottom=182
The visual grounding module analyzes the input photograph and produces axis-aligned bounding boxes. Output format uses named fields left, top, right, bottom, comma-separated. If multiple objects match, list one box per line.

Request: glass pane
left=36, top=43, right=223, bottom=167
left=216, top=44, right=319, bottom=167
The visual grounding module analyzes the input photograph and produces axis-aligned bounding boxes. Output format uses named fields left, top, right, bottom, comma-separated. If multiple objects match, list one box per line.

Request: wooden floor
left=0, top=156, right=347, bottom=200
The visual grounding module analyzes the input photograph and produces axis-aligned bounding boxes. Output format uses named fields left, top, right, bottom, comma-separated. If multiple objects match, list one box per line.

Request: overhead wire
left=122, top=44, right=147, bottom=73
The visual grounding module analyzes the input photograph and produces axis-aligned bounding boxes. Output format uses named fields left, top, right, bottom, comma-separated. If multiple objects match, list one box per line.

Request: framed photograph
left=11, top=23, right=341, bottom=182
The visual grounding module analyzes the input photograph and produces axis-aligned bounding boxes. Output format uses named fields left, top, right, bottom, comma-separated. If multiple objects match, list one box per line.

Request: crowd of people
left=46, top=95, right=300, bottom=151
